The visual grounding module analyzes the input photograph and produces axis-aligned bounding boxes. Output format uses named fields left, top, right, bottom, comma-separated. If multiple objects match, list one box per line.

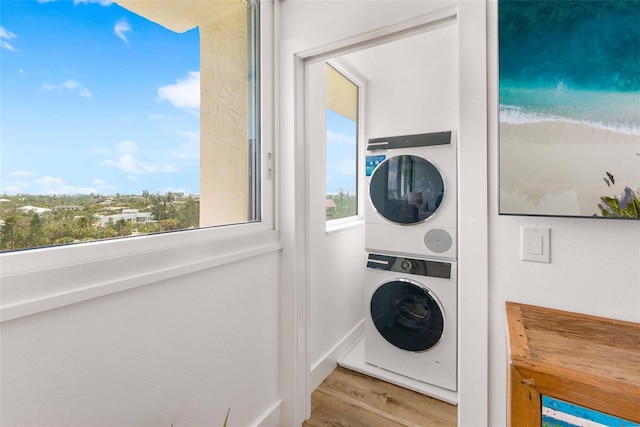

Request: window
left=325, top=63, right=359, bottom=221
left=0, top=0, right=261, bottom=252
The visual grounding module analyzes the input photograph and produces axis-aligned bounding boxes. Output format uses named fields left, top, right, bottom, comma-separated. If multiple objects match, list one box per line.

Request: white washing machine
left=365, top=131, right=457, bottom=260
left=364, top=252, right=457, bottom=394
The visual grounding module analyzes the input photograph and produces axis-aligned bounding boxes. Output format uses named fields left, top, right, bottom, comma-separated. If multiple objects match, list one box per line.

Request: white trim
left=260, top=0, right=276, bottom=232
left=324, top=57, right=368, bottom=231
left=1, top=232, right=281, bottom=323
left=280, top=2, right=488, bottom=425
left=253, top=399, right=282, bottom=427
left=277, top=42, right=309, bottom=427
left=456, top=1, right=489, bottom=425
left=325, top=218, right=364, bottom=234
left=1, top=221, right=270, bottom=277
left=309, top=319, right=365, bottom=393
left=299, top=5, right=458, bottom=64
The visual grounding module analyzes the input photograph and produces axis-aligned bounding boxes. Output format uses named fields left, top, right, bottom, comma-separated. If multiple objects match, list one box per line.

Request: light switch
left=522, top=227, right=550, bottom=263
left=529, top=234, right=543, bottom=255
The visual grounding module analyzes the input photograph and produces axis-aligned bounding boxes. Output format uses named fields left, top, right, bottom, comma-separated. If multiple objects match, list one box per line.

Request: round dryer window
left=370, top=279, right=444, bottom=352
left=369, top=155, right=445, bottom=225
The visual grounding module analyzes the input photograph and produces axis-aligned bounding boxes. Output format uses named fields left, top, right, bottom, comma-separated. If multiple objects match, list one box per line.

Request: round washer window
left=369, top=155, right=445, bottom=225
left=370, top=280, right=444, bottom=352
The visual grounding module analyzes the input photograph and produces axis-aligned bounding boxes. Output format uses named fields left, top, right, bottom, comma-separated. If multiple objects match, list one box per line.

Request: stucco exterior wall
left=200, top=4, right=251, bottom=226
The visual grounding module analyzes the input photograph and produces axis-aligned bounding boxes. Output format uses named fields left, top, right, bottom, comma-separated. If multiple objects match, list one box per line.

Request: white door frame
left=278, top=3, right=488, bottom=426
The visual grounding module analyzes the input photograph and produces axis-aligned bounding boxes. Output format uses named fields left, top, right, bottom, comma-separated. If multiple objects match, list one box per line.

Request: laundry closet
left=306, top=17, right=460, bottom=404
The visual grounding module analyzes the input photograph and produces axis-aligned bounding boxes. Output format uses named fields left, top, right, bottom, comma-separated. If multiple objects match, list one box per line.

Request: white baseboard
left=309, top=319, right=365, bottom=393
left=253, top=399, right=282, bottom=427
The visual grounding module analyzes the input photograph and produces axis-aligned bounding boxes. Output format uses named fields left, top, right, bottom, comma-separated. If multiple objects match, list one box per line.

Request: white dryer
left=365, top=131, right=456, bottom=260
left=364, top=252, right=457, bottom=396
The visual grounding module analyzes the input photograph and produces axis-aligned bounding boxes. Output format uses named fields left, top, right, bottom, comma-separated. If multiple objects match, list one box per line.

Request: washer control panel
left=366, top=253, right=451, bottom=279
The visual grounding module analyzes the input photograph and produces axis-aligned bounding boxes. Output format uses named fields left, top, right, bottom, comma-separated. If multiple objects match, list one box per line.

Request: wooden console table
left=506, top=302, right=640, bottom=426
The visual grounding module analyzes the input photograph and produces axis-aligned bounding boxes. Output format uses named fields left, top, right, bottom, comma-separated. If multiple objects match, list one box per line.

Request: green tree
left=27, top=214, right=46, bottom=248
left=1, top=216, right=17, bottom=251
left=178, top=197, right=199, bottom=229
left=112, top=219, right=131, bottom=236
left=159, top=218, right=179, bottom=231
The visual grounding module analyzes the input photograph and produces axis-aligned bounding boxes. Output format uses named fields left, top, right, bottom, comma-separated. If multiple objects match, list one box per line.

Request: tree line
left=0, top=192, right=199, bottom=252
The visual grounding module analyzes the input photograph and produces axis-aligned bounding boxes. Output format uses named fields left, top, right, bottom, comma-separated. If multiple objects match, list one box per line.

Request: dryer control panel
left=366, top=253, right=451, bottom=279
left=367, top=131, right=453, bottom=151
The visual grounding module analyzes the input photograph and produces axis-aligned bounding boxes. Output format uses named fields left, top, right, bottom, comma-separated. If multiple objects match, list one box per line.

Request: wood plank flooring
left=303, top=366, right=457, bottom=427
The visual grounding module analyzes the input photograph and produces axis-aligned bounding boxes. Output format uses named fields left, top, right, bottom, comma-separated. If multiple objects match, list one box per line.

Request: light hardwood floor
left=303, top=366, right=457, bottom=427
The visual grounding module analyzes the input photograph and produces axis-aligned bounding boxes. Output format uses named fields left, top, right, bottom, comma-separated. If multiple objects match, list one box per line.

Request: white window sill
left=325, top=217, right=364, bottom=234
left=0, top=227, right=281, bottom=323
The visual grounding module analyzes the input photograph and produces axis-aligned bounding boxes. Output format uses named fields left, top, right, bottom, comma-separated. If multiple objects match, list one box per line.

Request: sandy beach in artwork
left=500, top=120, right=640, bottom=217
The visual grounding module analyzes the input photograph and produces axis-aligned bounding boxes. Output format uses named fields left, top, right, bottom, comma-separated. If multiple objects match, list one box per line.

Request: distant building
left=97, top=209, right=153, bottom=227
left=96, top=199, right=113, bottom=207
left=53, top=205, right=84, bottom=211
left=19, top=206, right=52, bottom=214
left=326, top=198, right=336, bottom=215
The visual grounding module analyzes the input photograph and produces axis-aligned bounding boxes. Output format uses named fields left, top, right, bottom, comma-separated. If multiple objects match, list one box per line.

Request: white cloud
left=0, top=27, right=18, bottom=52
left=114, top=19, right=131, bottom=44
left=327, top=130, right=356, bottom=145
left=91, top=178, right=115, bottom=190
left=158, top=71, right=200, bottom=115
left=38, top=0, right=112, bottom=4
left=74, top=0, right=113, bottom=6
left=169, top=130, right=200, bottom=159
left=328, top=158, right=356, bottom=175
left=90, top=146, right=112, bottom=157
left=0, top=180, right=32, bottom=194
left=149, top=114, right=173, bottom=121
left=39, top=80, right=92, bottom=98
left=101, top=140, right=178, bottom=175
left=9, top=170, right=37, bottom=177
left=33, top=176, right=97, bottom=195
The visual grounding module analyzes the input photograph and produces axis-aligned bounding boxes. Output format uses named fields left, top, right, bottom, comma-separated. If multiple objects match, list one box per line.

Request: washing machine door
left=370, top=279, right=444, bottom=352
left=369, top=155, right=445, bottom=225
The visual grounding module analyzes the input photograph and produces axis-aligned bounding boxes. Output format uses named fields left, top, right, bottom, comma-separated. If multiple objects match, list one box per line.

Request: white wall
left=485, top=2, right=640, bottom=426
left=305, top=60, right=367, bottom=393
left=0, top=252, right=281, bottom=427
left=359, top=26, right=458, bottom=137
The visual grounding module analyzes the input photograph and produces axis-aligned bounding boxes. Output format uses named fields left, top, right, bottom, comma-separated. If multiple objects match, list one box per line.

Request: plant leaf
left=223, top=408, right=230, bottom=427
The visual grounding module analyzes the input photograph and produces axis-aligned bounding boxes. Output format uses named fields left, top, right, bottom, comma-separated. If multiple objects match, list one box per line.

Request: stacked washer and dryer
left=362, top=130, right=458, bottom=403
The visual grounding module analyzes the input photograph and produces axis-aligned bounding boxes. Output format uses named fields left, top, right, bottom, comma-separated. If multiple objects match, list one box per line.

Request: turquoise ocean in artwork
left=498, top=0, right=640, bottom=217
left=499, top=0, right=640, bottom=136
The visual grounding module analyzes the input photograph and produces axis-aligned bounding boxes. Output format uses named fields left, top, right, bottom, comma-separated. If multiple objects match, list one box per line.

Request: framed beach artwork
left=498, top=0, right=640, bottom=219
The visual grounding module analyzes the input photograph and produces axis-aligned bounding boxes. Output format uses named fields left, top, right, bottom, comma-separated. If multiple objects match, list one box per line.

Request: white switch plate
left=521, top=227, right=550, bottom=263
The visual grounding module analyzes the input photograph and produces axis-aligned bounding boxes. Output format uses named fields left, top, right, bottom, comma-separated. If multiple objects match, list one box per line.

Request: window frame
left=0, top=0, right=277, bottom=323
left=324, top=59, right=366, bottom=231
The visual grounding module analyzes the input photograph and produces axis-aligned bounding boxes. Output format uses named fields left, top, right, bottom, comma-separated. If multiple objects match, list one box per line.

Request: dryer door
left=370, top=279, right=444, bottom=352
left=369, top=155, right=445, bottom=225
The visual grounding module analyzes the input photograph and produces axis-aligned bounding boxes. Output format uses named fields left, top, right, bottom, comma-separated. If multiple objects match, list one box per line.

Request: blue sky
left=1, top=0, right=200, bottom=195
left=326, top=109, right=357, bottom=195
